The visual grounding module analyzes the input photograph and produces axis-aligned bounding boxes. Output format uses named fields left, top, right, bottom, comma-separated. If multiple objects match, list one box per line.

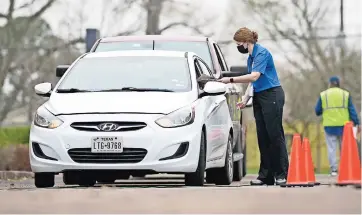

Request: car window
left=197, top=59, right=213, bottom=77
left=194, top=60, right=202, bottom=79
left=94, top=41, right=213, bottom=71
left=214, top=44, right=228, bottom=70
left=212, top=43, right=226, bottom=71
left=94, top=41, right=153, bottom=52
left=154, top=41, right=212, bottom=70
left=57, top=56, right=192, bottom=92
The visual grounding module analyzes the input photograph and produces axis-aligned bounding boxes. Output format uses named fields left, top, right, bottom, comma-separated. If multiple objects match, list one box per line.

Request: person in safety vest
left=315, top=76, right=360, bottom=176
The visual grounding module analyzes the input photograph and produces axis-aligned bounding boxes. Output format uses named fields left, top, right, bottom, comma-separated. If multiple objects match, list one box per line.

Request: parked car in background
left=85, top=35, right=251, bottom=180
left=31, top=50, right=246, bottom=188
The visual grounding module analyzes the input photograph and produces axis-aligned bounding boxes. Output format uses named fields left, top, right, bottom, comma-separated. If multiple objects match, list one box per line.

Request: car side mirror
left=56, top=65, right=70, bottom=77
left=222, top=66, right=248, bottom=77
left=34, top=82, right=52, bottom=97
left=230, top=66, right=248, bottom=74
left=200, top=81, right=226, bottom=97
left=221, top=71, right=245, bottom=77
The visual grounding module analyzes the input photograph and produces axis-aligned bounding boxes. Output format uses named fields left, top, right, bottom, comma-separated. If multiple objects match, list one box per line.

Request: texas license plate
left=91, top=137, right=123, bottom=153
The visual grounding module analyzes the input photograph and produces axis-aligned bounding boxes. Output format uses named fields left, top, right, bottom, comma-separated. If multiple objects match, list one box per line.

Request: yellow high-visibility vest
left=320, top=87, right=349, bottom=126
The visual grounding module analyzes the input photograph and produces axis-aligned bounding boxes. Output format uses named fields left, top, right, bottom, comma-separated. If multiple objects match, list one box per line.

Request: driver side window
left=195, top=58, right=215, bottom=90
left=197, top=58, right=213, bottom=77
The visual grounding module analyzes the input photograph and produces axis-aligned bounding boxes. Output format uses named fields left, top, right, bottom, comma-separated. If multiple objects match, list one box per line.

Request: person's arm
left=348, top=95, right=360, bottom=126
left=232, top=52, right=267, bottom=84
left=315, top=97, right=323, bottom=116
left=233, top=72, right=261, bottom=83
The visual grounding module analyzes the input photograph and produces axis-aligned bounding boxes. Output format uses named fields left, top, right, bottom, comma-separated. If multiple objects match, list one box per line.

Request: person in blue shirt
left=315, top=76, right=360, bottom=176
left=219, top=27, right=289, bottom=186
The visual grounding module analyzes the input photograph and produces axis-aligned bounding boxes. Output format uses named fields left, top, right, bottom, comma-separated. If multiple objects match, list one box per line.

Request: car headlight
left=34, top=106, right=63, bottom=129
left=155, top=106, right=195, bottom=128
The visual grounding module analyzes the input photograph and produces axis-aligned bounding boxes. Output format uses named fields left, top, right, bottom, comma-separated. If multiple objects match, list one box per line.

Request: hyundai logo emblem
left=98, top=123, right=118, bottom=131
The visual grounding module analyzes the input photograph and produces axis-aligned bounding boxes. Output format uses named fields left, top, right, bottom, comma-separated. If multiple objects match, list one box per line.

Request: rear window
left=95, top=41, right=213, bottom=69
left=95, top=41, right=153, bottom=51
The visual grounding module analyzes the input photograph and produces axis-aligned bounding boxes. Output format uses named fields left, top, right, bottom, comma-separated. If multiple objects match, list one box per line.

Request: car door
left=213, top=43, right=243, bottom=147
left=196, top=57, right=229, bottom=161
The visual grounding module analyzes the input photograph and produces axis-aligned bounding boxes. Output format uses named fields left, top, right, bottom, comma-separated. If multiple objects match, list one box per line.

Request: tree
left=110, top=0, right=214, bottom=36
left=0, top=0, right=83, bottom=125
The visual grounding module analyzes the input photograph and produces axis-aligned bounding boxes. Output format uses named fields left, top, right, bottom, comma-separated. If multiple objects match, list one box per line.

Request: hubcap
left=227, top=138, right=233, bottom=180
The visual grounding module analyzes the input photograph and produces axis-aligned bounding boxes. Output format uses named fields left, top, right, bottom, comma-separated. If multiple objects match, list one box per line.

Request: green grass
left=0, top=127, right=30, bottom=145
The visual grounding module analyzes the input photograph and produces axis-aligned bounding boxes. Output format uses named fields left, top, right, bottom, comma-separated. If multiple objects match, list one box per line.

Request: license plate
left=91, top=136, right=123, bottom=153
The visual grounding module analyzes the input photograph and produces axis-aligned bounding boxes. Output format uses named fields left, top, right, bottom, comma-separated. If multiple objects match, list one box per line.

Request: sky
left=0, top=0, right=361, bottom=67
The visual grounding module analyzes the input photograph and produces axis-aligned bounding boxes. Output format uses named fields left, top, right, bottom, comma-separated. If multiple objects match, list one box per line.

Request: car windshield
left=95, top=41, right=213, bottom=70
left=57, top=56, right=192, bottom=92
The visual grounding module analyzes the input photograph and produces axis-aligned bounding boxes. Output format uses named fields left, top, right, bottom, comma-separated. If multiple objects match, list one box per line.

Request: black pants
left=253, top=86, right=289, bottom=181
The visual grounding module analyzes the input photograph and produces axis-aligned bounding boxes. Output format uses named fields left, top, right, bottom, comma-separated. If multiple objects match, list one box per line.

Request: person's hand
left=236, top=96, right=247, bottom=109
left=236, top=101, right=246, bottom=109
left=218, top=77, right=230, bottom=84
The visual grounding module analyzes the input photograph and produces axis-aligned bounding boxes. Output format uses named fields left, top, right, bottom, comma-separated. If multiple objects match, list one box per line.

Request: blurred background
left=0, top=0, right=360, bottom=173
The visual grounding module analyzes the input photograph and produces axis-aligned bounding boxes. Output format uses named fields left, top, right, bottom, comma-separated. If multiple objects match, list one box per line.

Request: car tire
left=97, top=179, right=116, bottom=184
left=63, top=172, right=78, bottom=185
left=205, top=170, right=215, bottom=183
left=242, top=143, right=247, bottom=177
left=34, top=173, right=55, bottom=188
left=233, top=128, right=244, bottom=181
left=131, top=173, right=146, bottom=178
left=184, top=131, right=206, bottom=186
left=212, top=134, right=234, bottom=185
left=78, top=174, right=96, bottom=187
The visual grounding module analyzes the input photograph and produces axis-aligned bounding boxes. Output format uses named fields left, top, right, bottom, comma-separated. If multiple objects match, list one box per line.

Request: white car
left=30, top=50, right=242, bottom=188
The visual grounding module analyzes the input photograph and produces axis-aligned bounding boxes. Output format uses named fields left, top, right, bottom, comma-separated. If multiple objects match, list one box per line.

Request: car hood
left=45, top=92, right=196, bottom=115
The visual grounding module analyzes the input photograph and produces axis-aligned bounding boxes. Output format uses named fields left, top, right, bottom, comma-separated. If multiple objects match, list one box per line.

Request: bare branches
left=241, top=0, right=361, bottom=135
left=7, top=0, right=16, bottom=20
left=14, top=0, right=37, bottom=10
left=158, top=22, right=187, bottom=34
left=28, top=0, right=56, bottom=23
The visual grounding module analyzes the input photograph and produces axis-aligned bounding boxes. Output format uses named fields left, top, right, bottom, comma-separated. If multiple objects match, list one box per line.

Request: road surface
left=0, top=174, right=360, bottom=213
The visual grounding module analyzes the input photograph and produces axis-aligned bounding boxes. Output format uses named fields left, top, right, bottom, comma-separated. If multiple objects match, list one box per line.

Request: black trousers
left=253, top=86, right=289, bottom=181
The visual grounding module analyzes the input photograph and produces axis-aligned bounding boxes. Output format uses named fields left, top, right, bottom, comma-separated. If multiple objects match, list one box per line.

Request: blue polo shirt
left=247, top=44, right=281, bottom=92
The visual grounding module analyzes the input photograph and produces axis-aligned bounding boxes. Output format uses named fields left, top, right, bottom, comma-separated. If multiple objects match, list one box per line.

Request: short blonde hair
left=233, top=27, right=258, bottom=43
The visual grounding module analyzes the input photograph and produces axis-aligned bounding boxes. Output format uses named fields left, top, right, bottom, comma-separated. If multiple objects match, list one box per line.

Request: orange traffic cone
left=336, top=121, right=361, bottom=186
left=302, top=137, right=320, bottom=186
left=354, top=167, right=362, bottom=189
left=281, top=134, right=312, bottom=187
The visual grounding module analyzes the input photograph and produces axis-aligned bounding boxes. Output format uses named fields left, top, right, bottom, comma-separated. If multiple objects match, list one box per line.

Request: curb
left=0, top=171, right=34, bottom=180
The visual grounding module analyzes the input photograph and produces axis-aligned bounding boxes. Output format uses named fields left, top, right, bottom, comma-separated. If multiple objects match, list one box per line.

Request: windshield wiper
left=97, top=87, right=175, bottom=92
left=56, top=88, right=92, bottom=93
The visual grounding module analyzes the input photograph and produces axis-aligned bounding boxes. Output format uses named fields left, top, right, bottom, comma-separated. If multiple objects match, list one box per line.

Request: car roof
left=99, top=35, right=208, bottom=43
left=83, top=50, right=196, bottom=58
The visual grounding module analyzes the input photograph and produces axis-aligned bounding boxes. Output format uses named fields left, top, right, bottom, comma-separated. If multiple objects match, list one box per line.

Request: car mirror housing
left=200, top=81, right=226, bottom=97
left=34, top=82, right=52, bottom=97
left=221, top=71, right=245, bottom=77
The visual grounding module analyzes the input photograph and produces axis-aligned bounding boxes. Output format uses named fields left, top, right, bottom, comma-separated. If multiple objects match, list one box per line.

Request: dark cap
left=329, top=76, right=340, bottom=85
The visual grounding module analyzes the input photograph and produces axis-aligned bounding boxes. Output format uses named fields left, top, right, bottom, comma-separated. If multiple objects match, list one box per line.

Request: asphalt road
left=0, top=174, right=360, bottom=213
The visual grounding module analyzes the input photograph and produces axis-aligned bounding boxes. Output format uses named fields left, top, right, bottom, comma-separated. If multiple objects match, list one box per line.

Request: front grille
left=70, top=121, right=147, bottom=132
left=68, top=148, right=147, bottom=164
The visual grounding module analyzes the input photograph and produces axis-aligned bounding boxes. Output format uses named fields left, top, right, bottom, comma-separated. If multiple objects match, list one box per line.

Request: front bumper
left=29, top=113, right=202, bottom=173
